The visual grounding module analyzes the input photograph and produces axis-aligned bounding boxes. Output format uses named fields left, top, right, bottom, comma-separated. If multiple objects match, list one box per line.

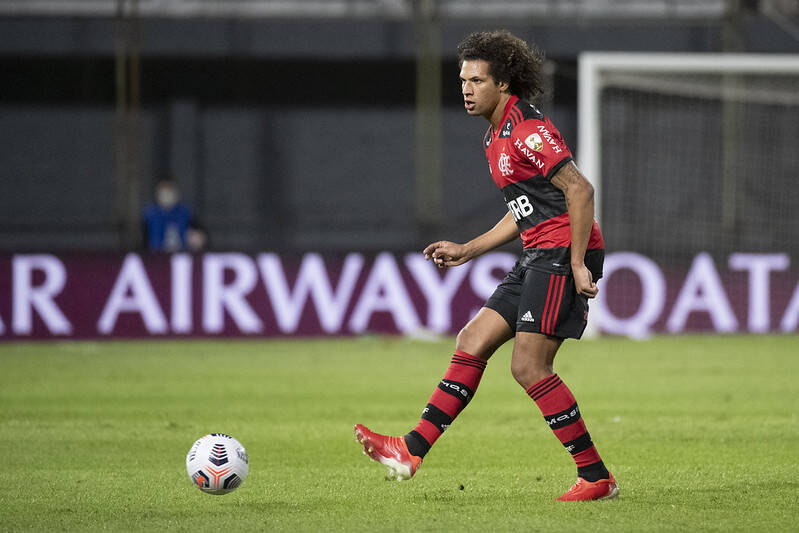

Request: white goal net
left=578, top=53, right=799, bottom=336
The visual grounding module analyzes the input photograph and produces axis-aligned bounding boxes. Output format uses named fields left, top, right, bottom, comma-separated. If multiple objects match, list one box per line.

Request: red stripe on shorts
left=548, top=275, right=566, bottom=335
left=540, top=274, right=556, bottom=334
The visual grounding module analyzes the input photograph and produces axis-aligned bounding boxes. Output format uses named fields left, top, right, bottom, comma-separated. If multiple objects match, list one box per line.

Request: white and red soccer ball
left=186, top=434, right=249, bottom=495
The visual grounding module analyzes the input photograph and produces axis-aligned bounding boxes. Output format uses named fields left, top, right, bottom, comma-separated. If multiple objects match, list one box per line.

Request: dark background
left=1, top=1, right=797, bottom=255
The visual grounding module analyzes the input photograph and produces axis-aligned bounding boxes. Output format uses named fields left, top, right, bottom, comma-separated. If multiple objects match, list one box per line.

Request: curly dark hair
left=457, top=30, right=545, bottom=103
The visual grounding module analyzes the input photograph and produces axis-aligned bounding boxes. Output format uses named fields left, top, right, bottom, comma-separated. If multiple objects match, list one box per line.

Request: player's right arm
left=423, top=210, right=518, bottom=268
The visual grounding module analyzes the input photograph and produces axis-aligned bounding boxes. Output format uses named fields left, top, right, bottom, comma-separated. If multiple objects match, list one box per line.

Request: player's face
left=460, top=60, right=505, bottom=120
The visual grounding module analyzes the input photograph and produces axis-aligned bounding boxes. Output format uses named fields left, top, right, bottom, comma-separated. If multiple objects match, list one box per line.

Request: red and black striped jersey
left=484, top=96, right=604, bottom=274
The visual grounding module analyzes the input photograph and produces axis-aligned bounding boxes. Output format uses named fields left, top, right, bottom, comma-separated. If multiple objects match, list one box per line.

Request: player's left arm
left=551, top=161, right=598, bottom=298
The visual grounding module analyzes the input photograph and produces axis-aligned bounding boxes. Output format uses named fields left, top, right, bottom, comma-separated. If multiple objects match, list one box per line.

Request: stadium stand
left=0, top=0, right=730, bottom=19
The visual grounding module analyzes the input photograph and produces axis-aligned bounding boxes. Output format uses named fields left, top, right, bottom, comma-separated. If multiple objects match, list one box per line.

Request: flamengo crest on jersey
left=483, top=96, right=603, bottom=254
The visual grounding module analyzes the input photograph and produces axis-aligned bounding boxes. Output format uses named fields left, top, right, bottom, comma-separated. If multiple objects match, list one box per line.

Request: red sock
left=404, top=350, right=487, bottom=457
left=526, top=374, right=606, bottom=475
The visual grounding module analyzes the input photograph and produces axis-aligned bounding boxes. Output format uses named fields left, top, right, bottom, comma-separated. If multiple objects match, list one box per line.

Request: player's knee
left=510, top=349, right=554, bottom=388
left=510, top=358, right=530, bottom=386
left=455, top=324, right=491, bottom=361
left=510, top=360, right=552, bottom=388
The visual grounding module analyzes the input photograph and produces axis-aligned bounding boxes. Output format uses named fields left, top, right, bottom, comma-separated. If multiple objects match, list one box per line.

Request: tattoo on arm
left=550, top=162, right=583, bottom=193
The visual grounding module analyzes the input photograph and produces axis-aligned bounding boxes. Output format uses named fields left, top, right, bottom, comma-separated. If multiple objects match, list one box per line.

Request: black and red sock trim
left=420, top=402, right=453, bottom=433
left=526, top=373, right=606, bottom=472
left=403, top=351, right=487, bottom=458
left=437, top=379, right=475, bottom=405
left=577, top=461, right=610, bottom=482
left=543, top=402, right=580, bottom=430
left=562, top=432, right=595, bottom=455
left=526, top=373, right=563, bottom=401
left=455, top=350, right=487, bottom=362
left=452, top=351, right=487, bottom=371
left=404, top=430, right=429, bottom=457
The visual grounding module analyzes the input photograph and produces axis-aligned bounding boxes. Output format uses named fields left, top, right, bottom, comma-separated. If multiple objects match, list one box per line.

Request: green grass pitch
left=1, top=335, right=797, bottom=531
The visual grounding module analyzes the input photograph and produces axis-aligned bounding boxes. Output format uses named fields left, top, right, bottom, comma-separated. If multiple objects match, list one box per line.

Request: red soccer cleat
left=556, top=473, right=619, bottom=501
left=354, top=424, right=422, bottom=481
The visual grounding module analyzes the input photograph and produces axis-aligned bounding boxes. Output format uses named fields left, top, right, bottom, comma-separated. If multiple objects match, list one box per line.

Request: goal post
left=577, top=52, right=799, bottom=337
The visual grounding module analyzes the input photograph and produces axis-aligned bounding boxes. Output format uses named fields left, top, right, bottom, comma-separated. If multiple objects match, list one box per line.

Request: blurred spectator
left=142, top=180, right=207, bottom=252
left=186, top=220, right=209, bottom=252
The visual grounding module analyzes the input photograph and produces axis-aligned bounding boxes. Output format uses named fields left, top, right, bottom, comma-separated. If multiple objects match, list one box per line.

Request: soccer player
left=355, top=30, right=617, bottom=501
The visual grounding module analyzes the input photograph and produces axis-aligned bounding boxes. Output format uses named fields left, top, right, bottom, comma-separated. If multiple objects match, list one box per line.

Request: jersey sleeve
left=510, top=118, right=573, bottom=180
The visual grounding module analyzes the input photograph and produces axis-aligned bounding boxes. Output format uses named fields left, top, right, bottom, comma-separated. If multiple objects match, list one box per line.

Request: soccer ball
left=186, top=433, right=249, bottom=495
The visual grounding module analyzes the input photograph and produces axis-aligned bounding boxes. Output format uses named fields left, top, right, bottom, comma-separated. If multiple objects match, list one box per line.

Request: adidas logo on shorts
left=521, top=311, right=535, bottom=323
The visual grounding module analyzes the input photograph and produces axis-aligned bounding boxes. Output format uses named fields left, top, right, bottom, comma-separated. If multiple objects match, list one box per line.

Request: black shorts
left=485, top=254, right=602, bottom=339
